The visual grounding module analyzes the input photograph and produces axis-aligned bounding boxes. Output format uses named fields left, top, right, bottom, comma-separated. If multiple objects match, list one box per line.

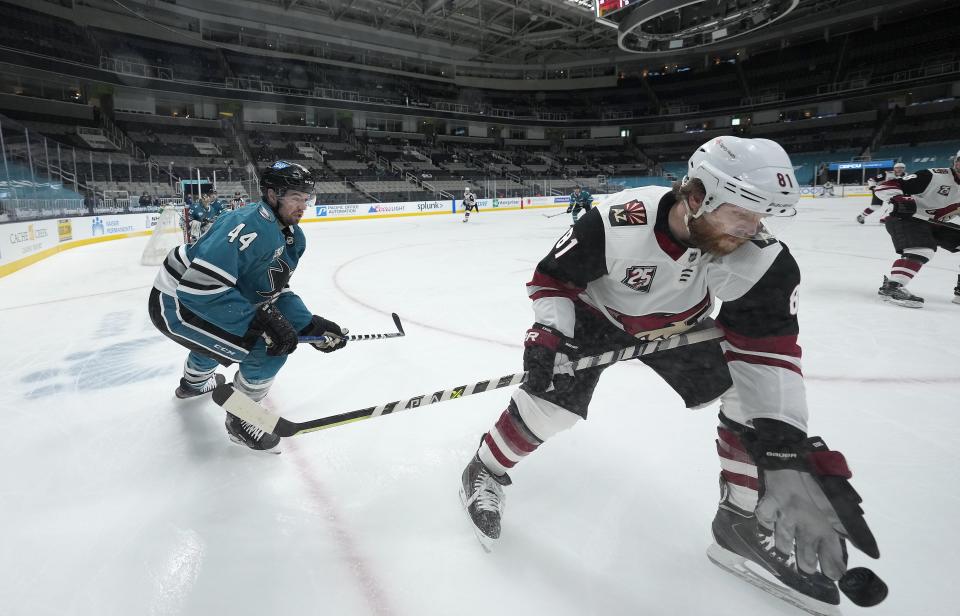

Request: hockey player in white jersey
left=858, top=162, right=906, bottom=224
left=874, top=150, right=960, bottom=307
left=462, top=187, right=478, bottom=222
left=460, top=136, right=880, bottom=615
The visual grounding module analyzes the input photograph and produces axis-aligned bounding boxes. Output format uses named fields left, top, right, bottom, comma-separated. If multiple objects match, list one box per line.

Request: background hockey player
left=460, top=137, right=879, bottom=614
left=858, top=162, right=906, bottom=224
left=148, top=161, right=349, bottom=452
left=462, top=186, right=478, bottom=222
left=565, top=184, right=593, bottom=224
left=873, top=150, right=960, bottom=307
left=230, top=191, right=245, bottom=210
left=187, top=190, right=225, bottom=241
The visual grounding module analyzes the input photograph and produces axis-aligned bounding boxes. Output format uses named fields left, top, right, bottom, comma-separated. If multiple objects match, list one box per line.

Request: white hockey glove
left=189, top=219, right=203, bottom=239
left=744, top=420, right=879, bottom=581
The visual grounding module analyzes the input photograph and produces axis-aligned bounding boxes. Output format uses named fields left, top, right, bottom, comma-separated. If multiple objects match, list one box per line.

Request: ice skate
left=877, top=276, right=923, bottom=308
left=855, top=214, right=865, bottom=224
left=460, top=454, right=511, bottom=551
left=175, top=373, right=226, bottom=399
left=225, top=412, right=281, bottom=454
left=707, top=481, right=841, bottom=616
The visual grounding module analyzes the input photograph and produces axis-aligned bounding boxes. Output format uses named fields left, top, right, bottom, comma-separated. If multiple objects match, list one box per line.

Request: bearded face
left=687, top=203, right=765, bottom=256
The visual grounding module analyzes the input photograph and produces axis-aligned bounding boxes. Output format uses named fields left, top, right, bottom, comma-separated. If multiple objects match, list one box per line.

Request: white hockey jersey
left=874, top=168, right=960, bottom=223
left=526, top=186, right=807, bottom=429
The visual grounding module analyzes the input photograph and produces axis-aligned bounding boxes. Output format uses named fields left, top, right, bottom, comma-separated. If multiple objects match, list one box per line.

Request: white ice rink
left=0, top=197, right=957, bottom=616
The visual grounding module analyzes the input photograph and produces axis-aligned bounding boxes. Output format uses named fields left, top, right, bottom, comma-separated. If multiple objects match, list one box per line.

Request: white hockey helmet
left=893, top=161, right=906, bottom=175
left=464, top=186, right=472, bottom=194
left=684, top=136, right=799, bottom=217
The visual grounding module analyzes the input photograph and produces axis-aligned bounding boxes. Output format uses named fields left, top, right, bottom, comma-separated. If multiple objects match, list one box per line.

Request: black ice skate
left=460, top=454, right=511, bottom=551
left=707, top=481, right=841, bottom=616
left=225, top=412, right=281, bottom=454
left=175, top=373, right=226, bottom=399
left=953, top=276, right=960, bottom=305
left=877, top=276, right=923, bottom=308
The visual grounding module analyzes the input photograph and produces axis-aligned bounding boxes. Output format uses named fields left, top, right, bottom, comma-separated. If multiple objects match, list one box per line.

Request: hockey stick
left=543, top=211, right=569, bottom=218
left=212, top=326, right=724, bottom=438
left=298, top=312, right=405, bottom=344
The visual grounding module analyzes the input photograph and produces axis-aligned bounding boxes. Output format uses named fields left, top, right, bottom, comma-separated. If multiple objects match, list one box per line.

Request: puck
left=839, top=567, right=888, bottom=607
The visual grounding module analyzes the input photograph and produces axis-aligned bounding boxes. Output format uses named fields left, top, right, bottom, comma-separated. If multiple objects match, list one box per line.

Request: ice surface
left=0, top=198, right=957, bottom=616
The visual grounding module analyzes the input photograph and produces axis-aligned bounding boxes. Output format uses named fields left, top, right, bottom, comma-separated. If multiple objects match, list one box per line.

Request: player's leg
left=226, top=339, right=287, bottom=452
left=224, top=293, right=314, bottom=452
left=147, top=288, right=243, bottom=396
left=176, top=352, right=223, bottom=398
left=858, top=193, right=882, bottom=223
left=708, top=391, right=842, bottom=611
left=461, top=310, right=616, bottom=548
left=878, top=218, right=937, bottom=307
left=634, top=327, right=841, bottom=606
left=931, top=224, right=960, bottom=304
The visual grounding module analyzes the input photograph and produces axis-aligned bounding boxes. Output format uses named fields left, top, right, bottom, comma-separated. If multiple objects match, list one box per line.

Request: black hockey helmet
left=260, top=161, right=317, bottom=205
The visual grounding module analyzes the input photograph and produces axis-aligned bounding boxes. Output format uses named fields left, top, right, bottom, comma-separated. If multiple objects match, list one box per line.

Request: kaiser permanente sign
left=0, top=195, right=606, bottom=277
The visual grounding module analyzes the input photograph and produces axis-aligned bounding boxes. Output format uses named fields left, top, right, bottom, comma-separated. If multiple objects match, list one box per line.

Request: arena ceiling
left=100, top=0, right=950, bottom=69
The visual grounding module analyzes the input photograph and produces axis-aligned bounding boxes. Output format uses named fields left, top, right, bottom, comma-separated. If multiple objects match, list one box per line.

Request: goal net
left=141, top=205, right=188, bottom=265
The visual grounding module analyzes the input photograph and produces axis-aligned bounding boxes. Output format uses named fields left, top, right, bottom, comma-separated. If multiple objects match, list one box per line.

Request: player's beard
left=687, top=214, right=749, bottom=256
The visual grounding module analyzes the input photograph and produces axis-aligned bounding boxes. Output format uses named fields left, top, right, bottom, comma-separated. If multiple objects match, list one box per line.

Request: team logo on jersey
left=937, top=185, right=951, bottom=196
left=257, top=258, right=292, bottom=299
left=622, top=265, right=657, bottom=292
left=609, top=200, right=648, bottom=226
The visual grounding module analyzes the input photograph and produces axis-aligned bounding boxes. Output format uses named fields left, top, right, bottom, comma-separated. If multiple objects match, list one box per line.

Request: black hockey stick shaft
left=543, top=211, right=568, bottom=218
left=212, top=327, right=724, bottom=438
left=299, top=312, right=405, bottom=344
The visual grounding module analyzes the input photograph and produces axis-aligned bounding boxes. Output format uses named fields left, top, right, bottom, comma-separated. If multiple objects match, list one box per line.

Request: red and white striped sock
left=478, top=405, right=542, bottom=476
left=889, top=257, right=923, bottom=287
left=716, top=425, right=759, bottom=513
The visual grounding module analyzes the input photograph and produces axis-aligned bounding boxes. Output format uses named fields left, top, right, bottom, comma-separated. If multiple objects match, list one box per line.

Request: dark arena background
left=0, top=1, right=957, bottom=615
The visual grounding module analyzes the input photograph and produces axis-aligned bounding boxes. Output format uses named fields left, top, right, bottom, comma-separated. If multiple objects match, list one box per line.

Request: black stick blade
left=392, top=313, right=405, bottom=336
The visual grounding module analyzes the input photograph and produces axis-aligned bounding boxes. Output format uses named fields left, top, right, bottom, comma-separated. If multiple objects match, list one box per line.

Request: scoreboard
left=594, top=0, right=637, bottom=27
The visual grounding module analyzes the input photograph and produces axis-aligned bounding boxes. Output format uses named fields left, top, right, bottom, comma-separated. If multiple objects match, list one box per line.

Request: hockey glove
left=251, top=303, right=299, bottom=356
left=300, top=315, right=349, bottom=353
left=929, top=203, right=960, bottom=223
left=743, top=419, right=879, bottom=581
left=522, top=324, right=577, bottom=393
left=889, top=195, right=917, bottom=219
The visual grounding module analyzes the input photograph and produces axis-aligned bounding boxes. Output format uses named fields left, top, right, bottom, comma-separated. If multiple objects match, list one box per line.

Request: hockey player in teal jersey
left=187, top=191, right=226, bottom=241
left=149, top=161, right=348, bottom=453
left=565, top=184, right=593, bottom=224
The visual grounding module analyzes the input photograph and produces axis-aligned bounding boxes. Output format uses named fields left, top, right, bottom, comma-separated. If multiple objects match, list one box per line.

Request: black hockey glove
left=742, top=419, right=879, bottom=581
left=522, top=324, right=577, bottom=393
left=565, top=205, right=573, bottom=213
left=251, top=303, right=299, bottom=356
left=300, top=315, right=348, bottom=353
left=889, top=194, right=917, bottom=219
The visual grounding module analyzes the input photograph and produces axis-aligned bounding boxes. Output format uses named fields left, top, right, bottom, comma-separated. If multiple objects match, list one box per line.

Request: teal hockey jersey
left=153, top=201, right=311, bottom=337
